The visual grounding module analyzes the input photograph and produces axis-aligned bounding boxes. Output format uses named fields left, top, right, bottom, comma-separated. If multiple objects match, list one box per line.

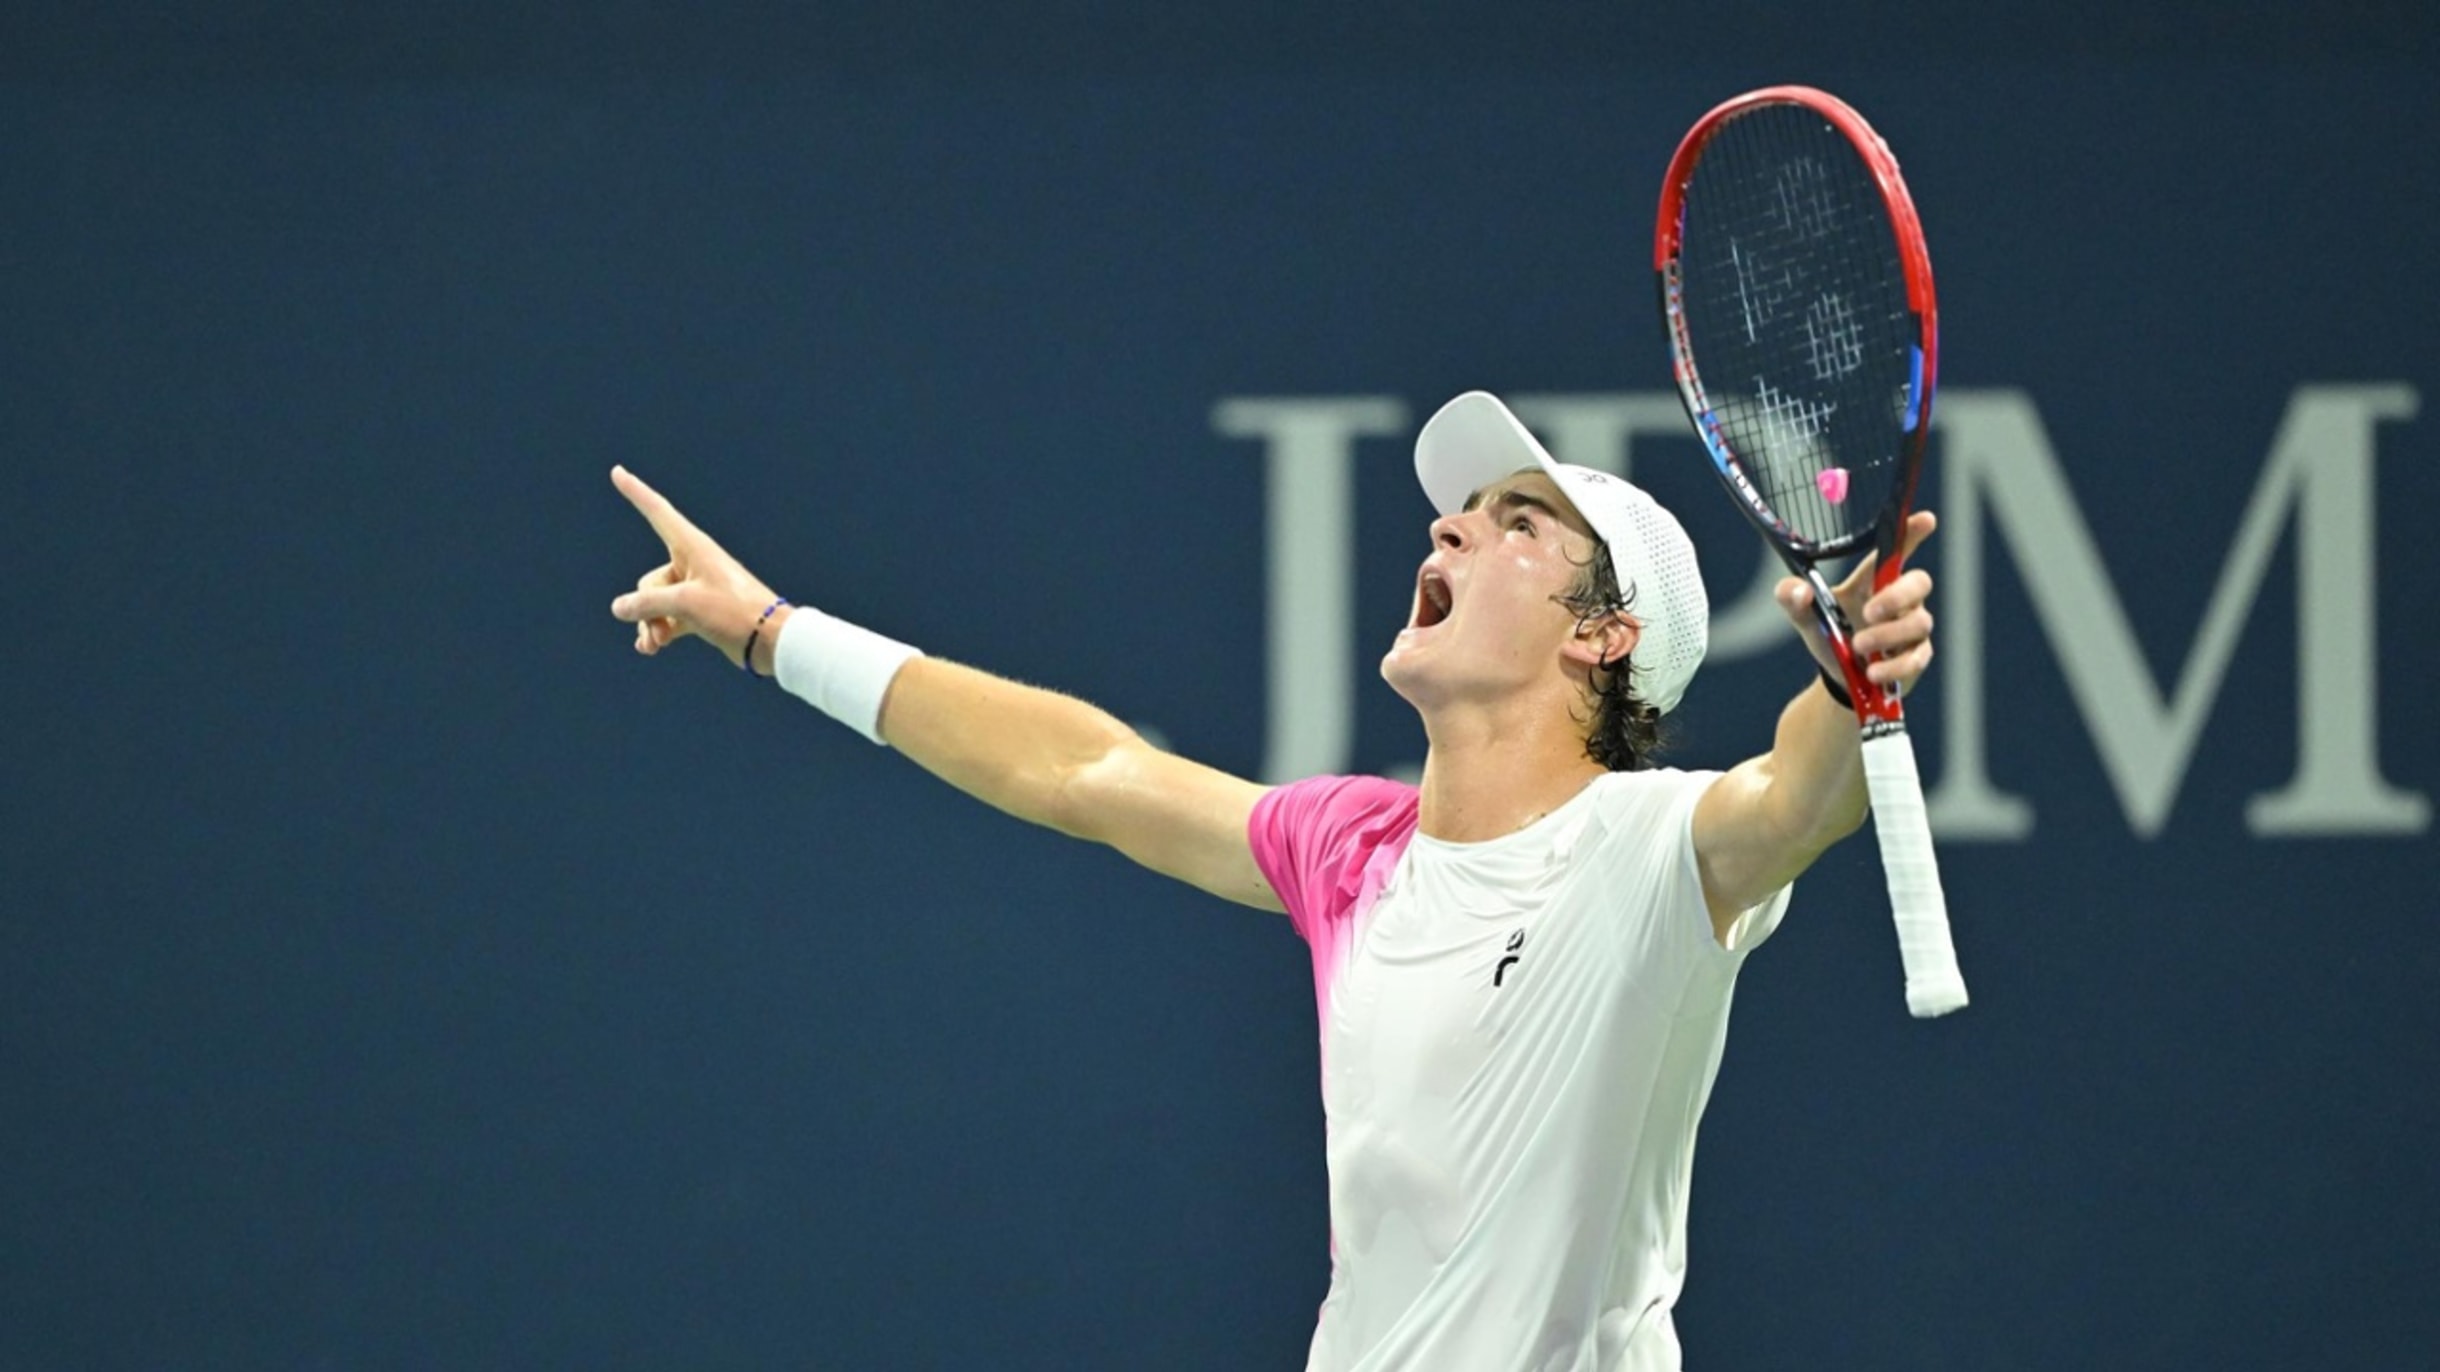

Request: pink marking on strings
left=1816, top=467, right=1851, bottom=505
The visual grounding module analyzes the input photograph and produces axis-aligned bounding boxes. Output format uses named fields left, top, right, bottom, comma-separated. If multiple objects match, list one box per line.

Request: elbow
left=1039, top=725, right=1151, bottom=842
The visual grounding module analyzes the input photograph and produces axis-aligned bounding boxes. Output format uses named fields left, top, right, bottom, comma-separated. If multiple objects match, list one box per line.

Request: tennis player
left=609, top=390, right=1938, bottom=1372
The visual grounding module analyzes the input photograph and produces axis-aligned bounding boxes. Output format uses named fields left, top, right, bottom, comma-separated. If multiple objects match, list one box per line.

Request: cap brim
left=1415, top=391, right=1560, bottom=516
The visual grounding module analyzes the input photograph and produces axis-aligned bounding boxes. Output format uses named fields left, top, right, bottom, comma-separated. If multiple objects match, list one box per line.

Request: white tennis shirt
left=1249, top=769, right=1789, bottom=1372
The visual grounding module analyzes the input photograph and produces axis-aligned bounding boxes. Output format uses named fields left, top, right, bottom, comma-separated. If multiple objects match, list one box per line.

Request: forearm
left=875, top=655, right=1142, bottom=837
left=753, top=604, right=1270, bottom=905
left=1761, top=677, right=1871, bottom=847
left=758, top=606, right=1135, bottom=834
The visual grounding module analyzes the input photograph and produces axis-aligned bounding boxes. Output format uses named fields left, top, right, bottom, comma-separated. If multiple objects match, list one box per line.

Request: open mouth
left=1413, top=567, right=1453, bottom=629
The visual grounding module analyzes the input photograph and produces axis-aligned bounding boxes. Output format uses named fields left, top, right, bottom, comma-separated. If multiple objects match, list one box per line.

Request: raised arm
left=1690, top=511, right=1938, bottom=939
left=606, top=466, right=1282, bottom=913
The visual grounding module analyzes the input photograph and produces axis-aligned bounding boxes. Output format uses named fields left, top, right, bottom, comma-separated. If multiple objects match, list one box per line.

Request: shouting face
left=1380, top=470, right=1638, bottom=714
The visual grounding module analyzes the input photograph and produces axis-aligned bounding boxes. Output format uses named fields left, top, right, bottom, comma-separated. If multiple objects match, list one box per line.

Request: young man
left=609, top=390, right=1938, bottom=1371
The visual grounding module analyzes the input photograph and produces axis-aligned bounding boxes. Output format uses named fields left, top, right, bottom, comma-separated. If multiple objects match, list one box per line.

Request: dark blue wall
left=6, top=6, right=2436, bottom=1369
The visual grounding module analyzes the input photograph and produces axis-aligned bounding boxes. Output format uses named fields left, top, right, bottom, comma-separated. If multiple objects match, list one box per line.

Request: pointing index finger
left=610, top=465, right=705, bottom=550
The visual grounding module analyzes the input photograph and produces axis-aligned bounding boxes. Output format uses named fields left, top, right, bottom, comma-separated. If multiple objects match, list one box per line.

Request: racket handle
left=1859, top=728, right=1969, bottom=1018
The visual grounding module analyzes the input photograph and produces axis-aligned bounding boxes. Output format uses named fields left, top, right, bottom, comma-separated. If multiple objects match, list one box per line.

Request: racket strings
left=1676, top=105, right=1918, bottom=553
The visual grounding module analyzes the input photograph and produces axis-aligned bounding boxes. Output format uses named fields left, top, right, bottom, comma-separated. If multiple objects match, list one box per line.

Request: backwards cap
left=1413, top=391, right=1710, bottom=713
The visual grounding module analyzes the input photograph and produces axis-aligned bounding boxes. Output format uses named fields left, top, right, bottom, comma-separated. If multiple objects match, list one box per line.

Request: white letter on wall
left=1930, top=386, right=2426, bottom=840
left=1213, top=396, right=1409, bottom=782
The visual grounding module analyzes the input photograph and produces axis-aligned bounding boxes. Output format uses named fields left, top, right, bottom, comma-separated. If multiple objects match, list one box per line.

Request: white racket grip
left=1860, top=728, right=1969, bottom=1018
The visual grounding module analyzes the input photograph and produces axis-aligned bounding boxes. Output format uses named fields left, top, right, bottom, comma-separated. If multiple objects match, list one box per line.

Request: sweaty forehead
left=1463, top=470, right=1598, bottom=542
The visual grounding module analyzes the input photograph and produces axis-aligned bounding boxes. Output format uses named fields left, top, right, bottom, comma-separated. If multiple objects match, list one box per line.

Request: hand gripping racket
left=1654, top=86, right=1967, bottom=1017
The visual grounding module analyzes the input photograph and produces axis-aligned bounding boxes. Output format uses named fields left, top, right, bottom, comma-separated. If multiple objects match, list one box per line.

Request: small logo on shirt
left=1494, top=929, right=1526, bottom=988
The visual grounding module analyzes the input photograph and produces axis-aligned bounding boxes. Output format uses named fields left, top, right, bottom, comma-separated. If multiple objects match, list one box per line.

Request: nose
left=1430, top=510, right=1475, bottom=551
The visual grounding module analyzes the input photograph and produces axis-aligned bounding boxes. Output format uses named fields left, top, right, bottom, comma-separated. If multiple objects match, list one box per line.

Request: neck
left=1412, top=690, right=1608, bottom=843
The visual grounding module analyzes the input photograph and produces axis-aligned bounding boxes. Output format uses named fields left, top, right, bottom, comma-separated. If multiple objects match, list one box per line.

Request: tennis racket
left=1654, top=85, right=1967, bottom=1018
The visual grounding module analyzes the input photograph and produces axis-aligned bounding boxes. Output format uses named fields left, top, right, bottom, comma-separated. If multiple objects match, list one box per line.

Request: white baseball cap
left=1413, top=391, right=1710, bottom=713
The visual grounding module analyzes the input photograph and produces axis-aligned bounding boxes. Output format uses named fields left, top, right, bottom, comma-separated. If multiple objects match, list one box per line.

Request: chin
left=1378, top=638, right=1434, bottom=707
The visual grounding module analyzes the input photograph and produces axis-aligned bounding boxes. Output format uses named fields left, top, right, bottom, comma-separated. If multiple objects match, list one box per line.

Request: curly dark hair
left=1550, top=539, right=1668, bottom=772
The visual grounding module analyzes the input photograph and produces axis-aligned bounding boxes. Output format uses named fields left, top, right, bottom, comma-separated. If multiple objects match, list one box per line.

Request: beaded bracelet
left=741, top=597, right=791, bottom=677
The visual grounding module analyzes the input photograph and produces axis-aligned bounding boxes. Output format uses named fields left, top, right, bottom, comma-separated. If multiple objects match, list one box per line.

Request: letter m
left=1929, top=385, right=2429, bottom=839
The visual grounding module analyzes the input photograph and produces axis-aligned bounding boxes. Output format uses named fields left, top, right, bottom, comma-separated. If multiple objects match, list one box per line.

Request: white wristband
left=771, top=606, right=923, bottom=745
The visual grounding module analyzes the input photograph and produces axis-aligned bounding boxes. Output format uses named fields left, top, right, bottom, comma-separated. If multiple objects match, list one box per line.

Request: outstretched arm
left=1690, top=511, right=1938, bottom=939
left=878, top=659, right=1280, bottom=909
left=607, top=466, right=1282, bottom=913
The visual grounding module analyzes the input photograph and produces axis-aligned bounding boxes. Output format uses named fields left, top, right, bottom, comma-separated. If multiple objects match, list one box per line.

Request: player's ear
left=1562, top=610, right=1640, bottom=671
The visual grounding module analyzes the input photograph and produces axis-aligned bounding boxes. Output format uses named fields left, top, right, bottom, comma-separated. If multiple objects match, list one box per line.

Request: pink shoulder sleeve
left=1248, top=775, right=1420, bottom=946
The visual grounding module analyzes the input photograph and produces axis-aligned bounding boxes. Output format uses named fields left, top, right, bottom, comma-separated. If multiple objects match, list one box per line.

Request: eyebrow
left=1463, top=486, right=1568, bottom=529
